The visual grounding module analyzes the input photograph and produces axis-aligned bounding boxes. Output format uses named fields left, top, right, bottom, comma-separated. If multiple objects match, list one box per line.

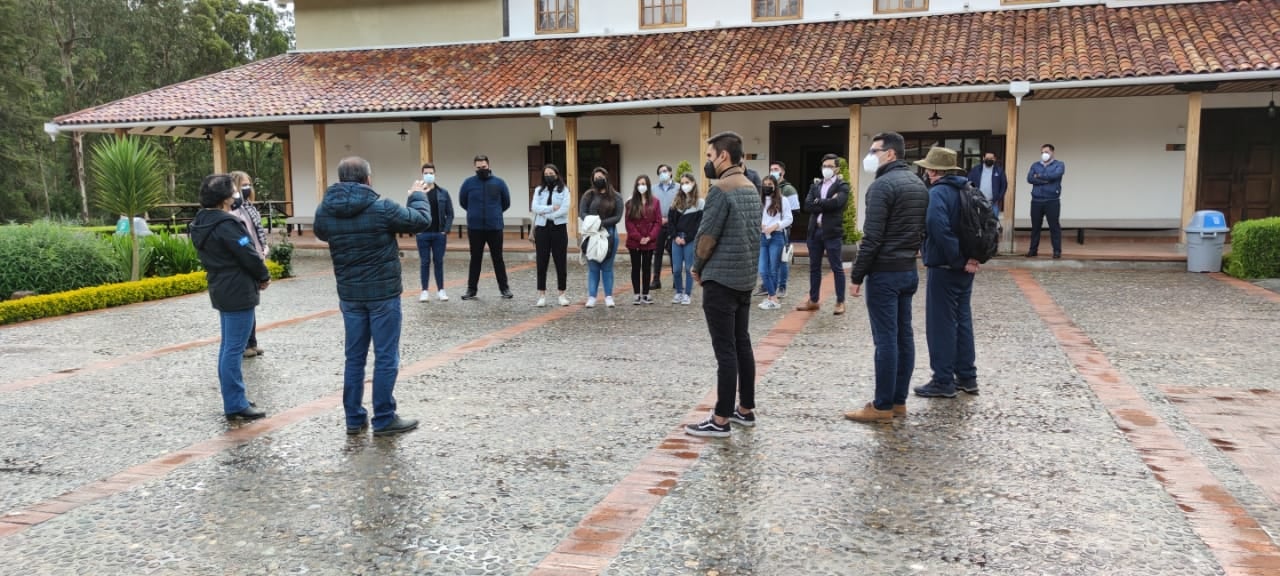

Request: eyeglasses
left=868, top=148, right=886, bottom=154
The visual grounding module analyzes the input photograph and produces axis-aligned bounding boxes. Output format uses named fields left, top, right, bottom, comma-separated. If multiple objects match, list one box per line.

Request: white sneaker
left=437, top=289, right=448, bottom=301
left=418, top=290, right=430, bottom=302
left=558, top=294, right=570, bottom=307
left=681, top=294, right=692, bottom=305
left=534, top=296, right=546, bottom=307
left=672, top=294, right=683, bottom=304
left=759, top=299, right=780, bottom=310
left=585, top=297, right=597, bottom=308
left=605, top=296, right=616, bottom=308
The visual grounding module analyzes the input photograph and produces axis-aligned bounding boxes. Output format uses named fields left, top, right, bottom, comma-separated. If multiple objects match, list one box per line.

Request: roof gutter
left=47, top=70, right=1280, bottom=134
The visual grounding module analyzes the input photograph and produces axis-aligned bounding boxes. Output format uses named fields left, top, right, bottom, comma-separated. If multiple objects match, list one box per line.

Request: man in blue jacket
left=314, top=157, right=431, bottom=437
left=966, top=151, right=1007, bottom=219
left=1026, top=143, right=1066, bottom=258
left=458, top=154, right=513, bottom=299
left=912, top=147, right=980, bottom=399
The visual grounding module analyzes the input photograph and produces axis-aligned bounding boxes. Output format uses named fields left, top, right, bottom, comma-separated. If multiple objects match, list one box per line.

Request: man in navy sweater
left=458, top=154, right=513, bottom=299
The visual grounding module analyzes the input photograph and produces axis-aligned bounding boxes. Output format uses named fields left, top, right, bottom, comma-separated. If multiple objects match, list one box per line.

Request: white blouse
left=761, top=196, right=793, bottom=237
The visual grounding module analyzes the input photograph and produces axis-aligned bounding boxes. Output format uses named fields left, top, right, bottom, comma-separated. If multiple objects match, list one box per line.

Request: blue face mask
left=423, top=173, right=435, bottom=184
left=769, top=171, right=781, bottom=180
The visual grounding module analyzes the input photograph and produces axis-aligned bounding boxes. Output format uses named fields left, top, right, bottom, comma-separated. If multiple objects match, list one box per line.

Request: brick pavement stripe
left=1161, top=387, right=1280, bottom=509
left=0, top=263, right=596, bottom=540
left=0, top=264, right=533, bottom=394
left=1011, top=269, right=1280, bottom=576
left=1210, top=272, right=1280, bottom=304
left=534, top=277, right=838, bottom=574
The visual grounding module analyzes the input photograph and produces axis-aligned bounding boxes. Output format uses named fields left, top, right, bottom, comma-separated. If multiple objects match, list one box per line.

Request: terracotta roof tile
left=56, top=0, right=1280, bottom=125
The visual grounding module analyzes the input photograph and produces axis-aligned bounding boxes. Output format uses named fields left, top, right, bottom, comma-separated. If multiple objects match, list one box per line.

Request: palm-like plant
left=92, top=136, right=167, bottom=281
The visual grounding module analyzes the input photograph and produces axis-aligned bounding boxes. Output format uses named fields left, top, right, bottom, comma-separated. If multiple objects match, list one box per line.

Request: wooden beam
left=1181, top=92, right=1203, bottom=229
left=281, top=138, right=294, bottom=216
left=313, top=124, right=327, bottom=202
left=1003, top=100, right=1020, bottom=254
left=418, top=121, right=433, bottom=166
left=566, top=117, right=579, bottom=241
left=211, top=127, right=228, bottom=173
left=113, top=128, right=127, bottom=139
left=847, top=104, right=862, bottom=223
left=698, top=111, right=712, bottom=191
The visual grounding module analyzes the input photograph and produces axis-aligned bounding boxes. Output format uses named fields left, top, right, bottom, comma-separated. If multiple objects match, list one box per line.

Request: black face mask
left=231, top=196, right=243, bottom=210
left=763, top=187, right=775, bottom=194
left=983, top=159, right=995, bottom=167
left=703, top=160, right=718, bottom=180
left=593, top=178, right=607, bottom=190
left=476, top=168, right=492, bottom=179
left=543, top=175, right=557, bottom=187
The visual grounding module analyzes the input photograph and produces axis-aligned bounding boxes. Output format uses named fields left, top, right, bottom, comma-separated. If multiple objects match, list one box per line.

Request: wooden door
left=527, top=145, right=545, bottom=208
left=1199, top=109, right=1280, bottom=225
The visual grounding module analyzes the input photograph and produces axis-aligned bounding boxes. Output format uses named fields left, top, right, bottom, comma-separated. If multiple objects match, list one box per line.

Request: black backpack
left=956, top=184, right=1002, bottom=263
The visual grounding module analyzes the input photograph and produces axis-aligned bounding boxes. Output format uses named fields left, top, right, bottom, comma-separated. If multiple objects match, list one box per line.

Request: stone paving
left=1, top=256, right=1278, bottom=575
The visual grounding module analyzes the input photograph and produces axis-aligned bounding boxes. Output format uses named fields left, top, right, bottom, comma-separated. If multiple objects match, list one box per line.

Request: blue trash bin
left=1184, top=210, right=1229, bottom=272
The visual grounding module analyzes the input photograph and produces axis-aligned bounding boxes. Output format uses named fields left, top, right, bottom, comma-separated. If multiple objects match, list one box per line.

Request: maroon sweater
left=624, top=196, right=663, bottom=251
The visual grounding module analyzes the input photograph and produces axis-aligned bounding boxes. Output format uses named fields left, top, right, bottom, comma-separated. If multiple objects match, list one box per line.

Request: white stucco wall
left=290, top=92, right=1265, bottom=229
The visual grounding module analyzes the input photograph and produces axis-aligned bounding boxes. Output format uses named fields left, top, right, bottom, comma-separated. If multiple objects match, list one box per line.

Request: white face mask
left=862, top=154, right=880, bottom=174
left=1041, top=152, right=1052, bottom=163
left=637, top=185, right=648, bottom=194
left=680, top=183, right=694, bottom=193
left=658, top=172, right=670, bottom=182
left=423, top=173, right=435, bottom=184
left=769, top=171, right=781, bottom=180
left=232, top=192, right=242, bottom=199
left=821, top=167, right=836, bottom=180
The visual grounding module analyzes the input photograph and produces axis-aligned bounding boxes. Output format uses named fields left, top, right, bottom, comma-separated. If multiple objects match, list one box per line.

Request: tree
left=91, top=137, right=166, bottom=280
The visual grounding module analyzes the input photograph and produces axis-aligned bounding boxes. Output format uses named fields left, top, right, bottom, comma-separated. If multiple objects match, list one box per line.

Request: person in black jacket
left=314, top=157, right=432, bottom=437
left=795, top=154, right=850, bottom=315
left=845, top=132, right=929, bottom=423
left=190, top=174, right=272, bottom=422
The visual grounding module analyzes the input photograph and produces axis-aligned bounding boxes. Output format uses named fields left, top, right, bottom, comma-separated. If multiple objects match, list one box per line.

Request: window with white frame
left=537, top=0, right=578, bottom=34
left=641, top=0, right=685, bottom=28
left=753, top=0, right=802, bottom=21
left=875, top=0, right=927, bottom=14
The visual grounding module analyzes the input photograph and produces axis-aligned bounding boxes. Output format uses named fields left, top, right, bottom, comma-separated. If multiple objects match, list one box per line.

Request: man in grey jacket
left=687, top=131, right=762, bottom=438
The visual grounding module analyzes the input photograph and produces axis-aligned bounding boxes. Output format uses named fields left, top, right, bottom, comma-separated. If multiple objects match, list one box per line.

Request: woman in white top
left=758, top=175, right=793, bottom=310
left=531, top=163, right=571, bottom=307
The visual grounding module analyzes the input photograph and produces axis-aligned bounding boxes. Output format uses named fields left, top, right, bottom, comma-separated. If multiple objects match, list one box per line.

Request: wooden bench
left=1013, top=218, right=1181, bottom=244
left=285, top=216, right=314, bottom=236
left=455, top=216, right=533, bottom=239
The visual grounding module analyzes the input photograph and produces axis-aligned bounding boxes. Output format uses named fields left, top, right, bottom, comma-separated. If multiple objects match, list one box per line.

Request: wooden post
left=698, top=111, right=712, bottom=191
left=847, top=104, right=862, bottom=217
left=1181, top=92, right=1203, bottom=230
left=418, top=121, right=433, bottom=166
left=281, top=138, right=294, bottom=215
left=1003, top=100, right=1020, bottom=254
left=313, top=124, right=327, bottom=202
left=212, top=127, right=227, bottom=173
left=113, top=128, right=127, bottom=139
left=566, top=116, right=579, bottom=240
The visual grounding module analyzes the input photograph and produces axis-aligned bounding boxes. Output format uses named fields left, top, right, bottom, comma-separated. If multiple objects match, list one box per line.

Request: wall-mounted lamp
left=397, top=125, right=408, bottom=141
left=928, top=97, right=942, bottom=128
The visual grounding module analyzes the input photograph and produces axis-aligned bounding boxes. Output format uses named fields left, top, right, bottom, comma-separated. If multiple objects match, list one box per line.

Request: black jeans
left=651, top=226, right=669, bottom=284
left=807, top=229, right=846, bottom=303
left=629, top=249, right=654, bottom=295
left=534, top=223, right=568, bottom=291
left=701, top=281, right=755, bottom=418
left=466, top=229, right=508, bottom=292
left=1029, top=199, right=1062, bottom=255
left=246, top=317, right=258, bottom=349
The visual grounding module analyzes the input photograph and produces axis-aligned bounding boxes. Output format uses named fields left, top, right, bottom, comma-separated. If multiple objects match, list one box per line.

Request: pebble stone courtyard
left=2, top=254, right=1279, bottom=576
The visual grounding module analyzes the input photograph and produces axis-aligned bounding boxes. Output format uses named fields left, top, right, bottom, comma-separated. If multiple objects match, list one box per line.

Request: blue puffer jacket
left=314, top=182, right=431, bottom=302
left=458, top=174, right=511, bottom=231
left=922, top=174, right=970, bottom=271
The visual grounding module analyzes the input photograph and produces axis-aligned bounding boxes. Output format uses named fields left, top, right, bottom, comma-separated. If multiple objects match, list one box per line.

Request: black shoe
left=373, top=416, right=419, bottom=437
left=956, top=378, right=980, bottom=396
left=461, top=291, right=478, bottom=300
left=1024, top=252, right=1038, bottom=258
left=1052, top=252, right=1062, bottom=259
left=500, top=290, right=514, bottom=299
left=346, top=422, right=369, bottom=436
left=914, top=380, right=958, bottom=398
left=684, top=416, right=730, bottom=438
left=728, top=408, right=756, bottom=427
left=650, top=281, right=662, bottom=290
left=226, top=406, right=266, bottom=421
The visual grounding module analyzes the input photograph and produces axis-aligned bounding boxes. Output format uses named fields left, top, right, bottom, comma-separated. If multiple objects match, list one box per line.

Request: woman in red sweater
left=625, top=174, right=663, bottom=304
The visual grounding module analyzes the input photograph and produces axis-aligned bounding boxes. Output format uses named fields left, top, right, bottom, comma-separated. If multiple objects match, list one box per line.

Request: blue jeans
left=586, top=228, right=617, bottom=298
left=217, top=309, right=255, bottom=415
left=807, top=230, right=846, bottom=303
left=415, top=232, right=447, bottom=290
left=778, top=230, right=791, bottom=291
left=758, top=232, right=785, bottom=296
left=671, top=240, right=695, bottom=296
left=864, top=270, right=919, bottom=411
left=339, top=297, right=403, bottom=429
left=926, top=267, right=977, bottom=387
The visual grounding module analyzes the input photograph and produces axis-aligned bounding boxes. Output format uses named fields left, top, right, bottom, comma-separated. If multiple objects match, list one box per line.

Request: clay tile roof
left=55, top=0, right=1280, bottom=126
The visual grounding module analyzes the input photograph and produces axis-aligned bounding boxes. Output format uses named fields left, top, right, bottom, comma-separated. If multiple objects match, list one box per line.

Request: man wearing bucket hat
left=912, top=146, right=981, bottom=399
left=844, top=132, right=928, bottom=423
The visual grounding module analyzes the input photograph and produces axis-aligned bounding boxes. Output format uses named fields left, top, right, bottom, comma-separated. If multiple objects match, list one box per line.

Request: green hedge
left=0, top=260, right=284, bottom=325
left=0, top=222, right=124, bottom=298
left=1225, top=217, right=1280, bottom=279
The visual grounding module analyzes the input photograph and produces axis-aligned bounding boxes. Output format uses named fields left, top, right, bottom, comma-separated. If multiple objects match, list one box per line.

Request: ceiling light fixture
left=929, top=97, right=943, bottom=128
left=652, top=109, right=665, bottom=136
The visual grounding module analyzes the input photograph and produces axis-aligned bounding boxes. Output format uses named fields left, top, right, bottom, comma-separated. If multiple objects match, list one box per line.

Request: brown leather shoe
left=892, top=404, right=907, bottom=418
left=844, top=402, right=894, bottom=423
left=833, top=302, right=846, bottom=315
left=794, top=300, right=820, bottom=311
